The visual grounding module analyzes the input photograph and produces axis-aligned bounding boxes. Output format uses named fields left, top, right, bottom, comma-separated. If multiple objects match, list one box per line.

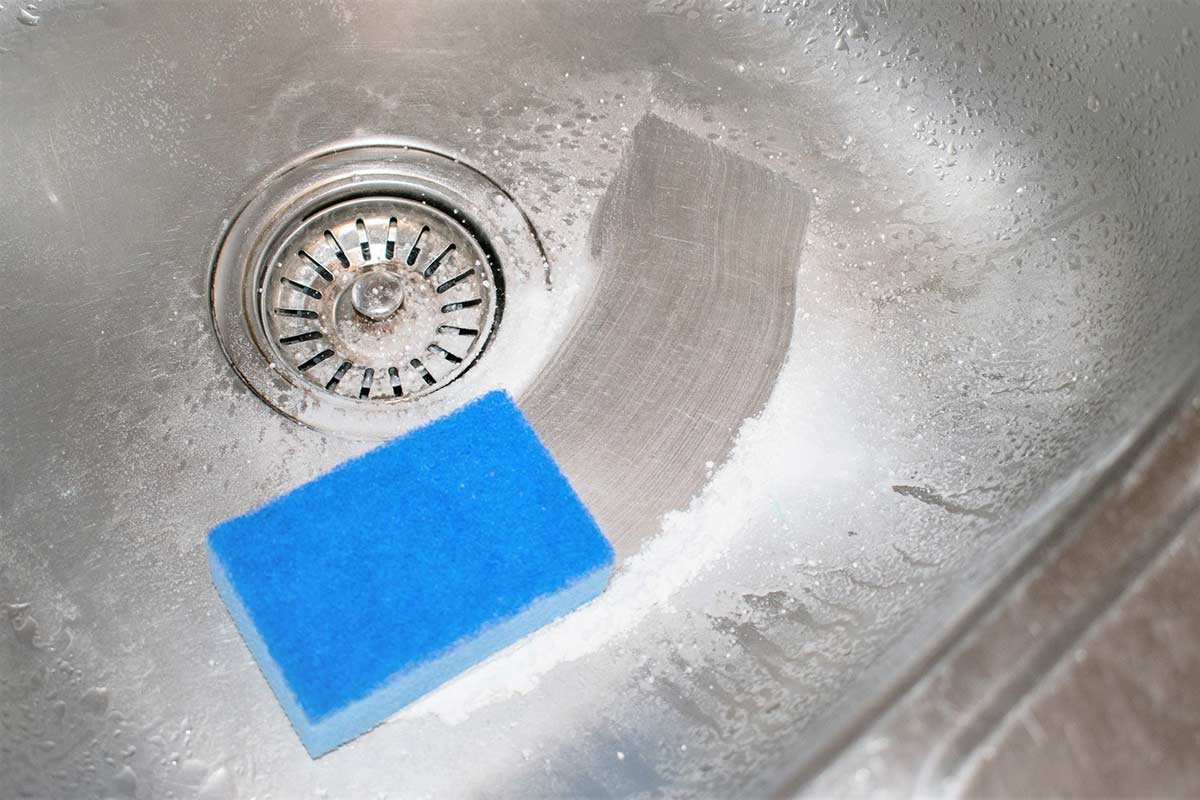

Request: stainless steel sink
left=2, top=1, right=1199, bottom=797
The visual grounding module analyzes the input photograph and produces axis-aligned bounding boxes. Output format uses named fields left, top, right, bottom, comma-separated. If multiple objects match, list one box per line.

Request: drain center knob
left=350, top=270, right=406, bottom=321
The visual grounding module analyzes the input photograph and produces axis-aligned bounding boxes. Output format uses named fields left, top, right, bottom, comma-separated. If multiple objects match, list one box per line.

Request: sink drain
left=211, top=142, right=543, bottom=437
left=262, top=196, right=500, bottom=401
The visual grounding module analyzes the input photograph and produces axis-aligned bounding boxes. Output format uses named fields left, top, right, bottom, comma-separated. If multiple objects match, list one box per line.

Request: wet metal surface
left=527, top=115, right=804, bottom=559
left=801, top=379, right=1200, bottom=798
left=1, top=1, right=1199, bottom=797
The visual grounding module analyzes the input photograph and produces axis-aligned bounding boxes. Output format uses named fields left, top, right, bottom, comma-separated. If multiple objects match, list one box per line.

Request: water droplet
left=17, top=5, right=40, bottom=25
left=1086, top=92, right=1102, bottom=112
left=113, top=765, right=138, bottom=798
left=6, top=605, right=38, bottom=646
left=81, top=686, right=110, bottom=715
left=198, top=766, right=235, bottom=800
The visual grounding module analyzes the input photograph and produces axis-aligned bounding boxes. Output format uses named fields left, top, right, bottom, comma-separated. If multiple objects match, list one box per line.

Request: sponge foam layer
left=207, top=391, right=613, bottom=756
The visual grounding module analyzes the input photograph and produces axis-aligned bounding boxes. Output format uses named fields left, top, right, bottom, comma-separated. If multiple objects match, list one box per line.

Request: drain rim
left=210, top=141, right=544, bottom=438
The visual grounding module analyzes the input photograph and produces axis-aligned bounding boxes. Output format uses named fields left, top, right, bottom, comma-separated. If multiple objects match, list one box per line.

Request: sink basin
left=2, top=1, right=1199, bottom=797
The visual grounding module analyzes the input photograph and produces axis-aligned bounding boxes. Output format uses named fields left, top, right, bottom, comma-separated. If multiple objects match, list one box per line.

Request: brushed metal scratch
left=525, top=114, right=808, bottom=561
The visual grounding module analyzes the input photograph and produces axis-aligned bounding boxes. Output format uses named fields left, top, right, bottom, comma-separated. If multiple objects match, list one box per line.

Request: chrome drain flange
left=211, top=142, right=544, bottom=437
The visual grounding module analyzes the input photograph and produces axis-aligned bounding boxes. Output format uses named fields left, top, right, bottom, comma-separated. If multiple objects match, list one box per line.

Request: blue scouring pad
left=207, top=391, right=613, bottom=757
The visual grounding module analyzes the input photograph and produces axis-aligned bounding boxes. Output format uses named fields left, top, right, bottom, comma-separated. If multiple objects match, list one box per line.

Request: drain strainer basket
left=211, top=142, right=545, bottom=437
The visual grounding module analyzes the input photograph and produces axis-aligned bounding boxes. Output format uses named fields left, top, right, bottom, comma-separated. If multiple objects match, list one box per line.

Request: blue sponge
left=207, top=391, right=613, bottom=757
